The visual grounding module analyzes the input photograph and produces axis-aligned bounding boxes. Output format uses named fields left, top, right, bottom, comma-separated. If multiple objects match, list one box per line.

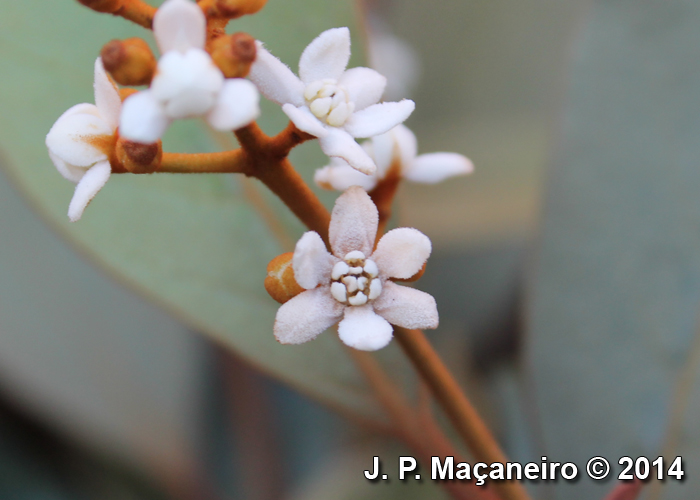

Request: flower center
left=304, top=79, right=355, bottom=127
left=330, top=251, right=382, bottom=306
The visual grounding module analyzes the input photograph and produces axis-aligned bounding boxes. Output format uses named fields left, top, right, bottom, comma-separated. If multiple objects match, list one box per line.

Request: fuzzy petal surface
left=372, top=282, right=439, bottom=330
left=274, top=287, right=344, bottom=345
left=67, top=160, right=111, bottom=222
left=153, top=0, right=206, bottom=54
left=372, top=124, right=417, bottom=177
left=207, top=78, right=260, bottom=131
left=338, top=305, right=393, bottom=351
left=314, top=161, right=377, bottom=191
left=405, top=152, right=474, bottom=184
left=248, top=42, right=305, bottom=106
left=318, top=128, right=376, bottom=175
left=46, top=112, right=111, bottom=167
left=119, top=90, right=170, bottom=144
left=293, top=231, right=335, bottom=289
left=339, top=67, right=386, bottom=111
left=282, top=104, right=328, bottom=137
left=329, top=186, right=378, bottom=258
left=93, top=58, right=121, bottom=130
left=298, top=27, right=351, bottom=84
left=344, top=100, right=415, bottom=139
left=49, top=151, right=85, bottom=184
left=372, top=227, right=431, bottom=279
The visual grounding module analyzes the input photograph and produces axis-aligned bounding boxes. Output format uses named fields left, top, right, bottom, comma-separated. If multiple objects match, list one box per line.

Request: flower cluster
left=46, top=0, right=473, bottom=350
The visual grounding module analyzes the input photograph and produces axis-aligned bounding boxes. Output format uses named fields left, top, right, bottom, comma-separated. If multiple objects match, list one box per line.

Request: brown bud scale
left=265, top=253, right=304, bottom=304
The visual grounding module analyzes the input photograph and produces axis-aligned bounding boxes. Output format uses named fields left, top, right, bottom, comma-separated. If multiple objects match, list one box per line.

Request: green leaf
left=0, top=0, right=413, bottom=419
left=526, top=1, right=700, bottom=498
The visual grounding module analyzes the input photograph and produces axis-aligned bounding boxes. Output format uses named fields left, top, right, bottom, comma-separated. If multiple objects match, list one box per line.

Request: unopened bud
left=265, top=253, right=304, bottom=304
left=211, top=33, right=257, bottom=78
left=213, top=0, right=267, bottom=18
left=115, top=138, right=162, bottom=174
left=101, top=38, right=157, bottom=86
left=78, top=0, right=123, bottom=13
left=392, top=262, right=426, bottom=283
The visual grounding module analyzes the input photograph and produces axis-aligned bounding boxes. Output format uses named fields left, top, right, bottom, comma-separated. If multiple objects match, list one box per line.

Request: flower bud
left=115, top=137, right=162, bottom=174
left=265, top=253, right=304, bottom=304
left=78, top=0, right=123, bottom=13
left=214, top=0, right=267, bottom=18
left=101, top=38, right=157, bottom=87
left=210, top=32, right=257, bottom=78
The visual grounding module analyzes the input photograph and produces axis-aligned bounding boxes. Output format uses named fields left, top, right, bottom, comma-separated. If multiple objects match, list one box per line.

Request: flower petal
left=119, top=90, right=170, bottom=144
left=207, top=78, right=260, bottom=131
left=46, top=111, right=111, bottom=167
left=293, top=231, right=335, bottom=289
left=328, top=186, right=378, bottom=258
left=314, top=160, right=377, bottom=191
left=67, top=160, right=111, bottom=222
left=93, top=57, right=121, bottom=129
left=49, top=151, right=85, bottom=184
left=343, top=100, right=415, bottom=139
left=372, top=124, right=417, bottom=177
left=337, top=305, right=393, bottom=351
left=298, top=27, right=351, bottom=84
left=248, top=42, right=305, bottom=106
left=372, top=281, right=438, bottom=330
left=339, top=67, right=386, bottom=111
left=274, top=287, right=344, bottom=345
left=318, top=128, right=376, bottom=175
left=405, top=152, right=474, bottom=184
left=282, top=104, right=328, bottom=137
left=153, top=0, right=206, bottom=53
left=372, top=227, right=431, bottom=279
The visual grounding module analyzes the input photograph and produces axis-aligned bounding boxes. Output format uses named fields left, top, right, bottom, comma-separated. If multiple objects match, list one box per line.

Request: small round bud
left=264, top=253, right=304, bottom=304
left=101, top=38, right=157, bottom=87
left=215, top=0, right=267, bottom=18
left=78, top=0, right=123, bottom=13
left=115, top=138, right=162, bottom=174
left=210, top=32, right=257, bottom=78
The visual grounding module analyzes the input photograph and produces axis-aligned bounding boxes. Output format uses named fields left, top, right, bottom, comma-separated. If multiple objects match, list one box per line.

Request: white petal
left=293, top=231, right=335, bottom=289
left=274, top=287, right=344, bottom=345
left=328, top=186, right=378, bottom=258
left=372, top=227, right=431, bottom=279
left=372, top=282, right=438, bottom=330
left=337, top=305, right=393, bottom=351
left=248, top=42, right=305, bottom=106
left=405, top=152, right=474, bottom=184
left=119, top=90, right=170, bottom=144
left=67, top=161, right=111, bottom=222
left=153, top=0, right=205, bottom=53
left=60, top=103, right=103, bottom=120
left=46, top=112, right=111, bottom=167
left=282, top=104, right=328, bottom=137
left=339, top=67, right=386, bottom=111
left=298, top=27, right=351, bottom=84
left=318, top=128, right=376, bottom=175
left=207, top=78, right=260, bottom=131
left=152, top=49, right=224, bottom=101
left=314, top=162, right=377, bottom=191
left=93, top=58, right=121, bottom=129
left=372, top=124, right=417, bottom=177
left=344, top=100, right=415, bottom=139
left=48, top=151, right=85, bottom=184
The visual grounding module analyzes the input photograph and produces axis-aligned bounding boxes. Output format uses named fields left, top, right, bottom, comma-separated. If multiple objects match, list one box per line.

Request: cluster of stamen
left=304, top=79, right=355, bottom=127
left=330, top=251, right=382, bottom=306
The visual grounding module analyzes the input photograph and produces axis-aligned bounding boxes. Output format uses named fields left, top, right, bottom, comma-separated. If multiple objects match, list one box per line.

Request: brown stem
left=394, top=327, right=532, bottom=500
left=369, top=158, right=402, bottom=239
left=158, top=150, right=247, bottom=173
left=115, top=0, right=157, bottom=29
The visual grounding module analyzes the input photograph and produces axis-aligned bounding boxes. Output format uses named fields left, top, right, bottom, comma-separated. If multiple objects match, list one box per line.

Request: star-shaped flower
left=119, top=0, right=259, bottom=144
left=46, top=58, right=121, bottom=222
left=274, top=186, right=438, bottom=351
left=249, top=27, right=415, bottom=175
left=314, top=124, right=474, bottom=191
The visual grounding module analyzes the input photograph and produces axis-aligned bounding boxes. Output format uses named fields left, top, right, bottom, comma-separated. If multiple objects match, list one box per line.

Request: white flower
left=46, top=58, right=120, bottom=222
left=274, top=186, right=438, bottom=351
left=249, top=27, right=415, bottom=175
left=314, top=124, right=474, bottom=191
left=119, top=0, right=260, bottom=143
